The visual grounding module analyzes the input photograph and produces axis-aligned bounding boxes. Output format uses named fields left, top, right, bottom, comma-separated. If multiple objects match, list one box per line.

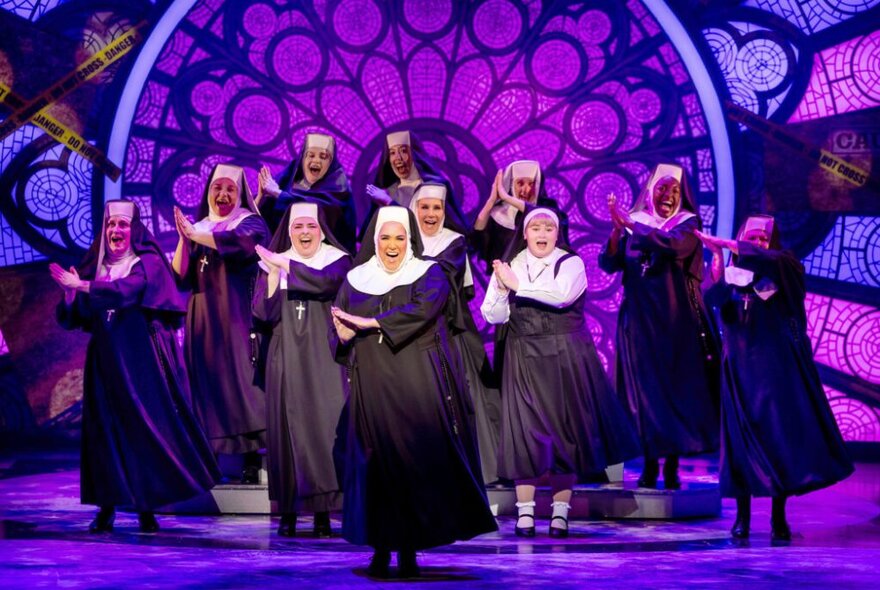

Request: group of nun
left=48, top=127, right=852, bottom=578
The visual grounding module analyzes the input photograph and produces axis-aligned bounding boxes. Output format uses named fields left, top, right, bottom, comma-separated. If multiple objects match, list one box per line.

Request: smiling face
left=650, top=176, right=681, bottom=219
left=513, top=177, right=537, bottom=203
left=389, top=144, right=413, bottom=180
left=416, top=198, right=445, bottom=236
left=289, top=216, right=322, bottom=258
left=209, top=177, right=239, bottom=218
left=525, top=216, right=558, bottom=258
left=377, top=221, right=408, bottom=271
left=105, top=215, right=132, bottom=256
left=302, top=148, right=331, bottom=185
left=742, top=228, right=771, bottom=249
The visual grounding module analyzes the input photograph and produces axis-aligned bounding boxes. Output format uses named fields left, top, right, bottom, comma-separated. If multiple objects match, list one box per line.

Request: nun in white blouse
left=482, top=207, right=639, bottom=539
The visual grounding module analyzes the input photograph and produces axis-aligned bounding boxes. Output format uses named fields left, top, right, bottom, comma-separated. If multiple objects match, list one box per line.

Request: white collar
left=420, top=227, right=461, bottom=257
left=630, top=209, right=696, bottom=231
left=346, top=255, right=436, bottom=296
left=97, top=250, right=140, bottom=281
left=261, top=242, right=348, bottom=290
left=489, top=203, right=518, bottom=230
left=398, top=168, right=422, bottom=188
left=516, top=247, right=566, bottom=270
left=194, top=207, right=254, bottom=232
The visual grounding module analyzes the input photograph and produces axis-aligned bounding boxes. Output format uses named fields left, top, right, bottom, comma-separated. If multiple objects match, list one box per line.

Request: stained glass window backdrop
left=102, top=0, right=724, bottom=367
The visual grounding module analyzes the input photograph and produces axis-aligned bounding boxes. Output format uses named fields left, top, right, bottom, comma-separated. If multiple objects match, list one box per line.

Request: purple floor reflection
left=2, top=449, right=879, bottom=588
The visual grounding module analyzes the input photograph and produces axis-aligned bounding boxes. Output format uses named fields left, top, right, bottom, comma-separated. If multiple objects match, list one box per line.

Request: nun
left=481, top=207, right=640, bottom=538
left=252, top=202, right=352, bottom=538
left=697, top=215, right=853, bottom=541
left=331, top=206, right=497, bottom=578
left=410, top=182, right=503, bottom=486
left=51, top=200, right=220, bottom=533
left=472, top=159, right=566, bottom=274
left=257, top=133, right=357, bottom=252
left=599, top=163, right=719, bottom=489
left=172, top=163, right=270, bottom=482
left=363, top=130, right=468, bottom=234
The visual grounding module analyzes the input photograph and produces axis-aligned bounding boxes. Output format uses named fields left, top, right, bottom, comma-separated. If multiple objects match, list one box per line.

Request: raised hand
left=365, top=184, right=393, bottom=206
left=258, top=165, right=281, bottom=200
left=255, top=245, right=288, bottom=271
left=607, top=192, right=623, bottom=230
left=174, top=206, right=196, bottom=241
left=492, top=259, right=519, bottom=291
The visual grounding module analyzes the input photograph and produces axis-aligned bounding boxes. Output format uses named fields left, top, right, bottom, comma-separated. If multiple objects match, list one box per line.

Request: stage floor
left=2, top=449, right=879, bottom=588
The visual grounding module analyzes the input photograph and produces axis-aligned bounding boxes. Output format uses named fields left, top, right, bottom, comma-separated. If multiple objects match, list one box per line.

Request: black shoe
left=770, top=519, right=792, bottom=542
left=138, top=512, right=160, bottom=533
left=730, top=516, right=750, bottom=539
left=637, top=460, right=659, bottom=488
left=88, top=507, right=115, bottom=534
left=397, top=550, right=420, bottom=579
left=514, top=513, right=536, bottom=537
left=277, top=513, right=296, bottom=537
left=663, top=472, right=681, bottom=490
left=241, top=466, right=260, bottom=485
left=366, top=550, right=391, bottom=579
left=663, top=457, right=681, bottom=489
left=313, top=511, right=332, bottom=538
left=549, top=516, right=569, bottom=539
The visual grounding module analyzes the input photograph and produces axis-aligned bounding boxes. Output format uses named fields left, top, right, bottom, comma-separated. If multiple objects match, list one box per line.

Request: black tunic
left=425, top=234, right=502, bottom=485
left=334, top=264, right=497, bottom=551
left=58, top=257, right=220, bottom=510
left=599, top=218, right=719, bottom=459
left=706, top=243, right=853, bottom=497
left=183, top=215, right=270, bottom=453
left=489, top=254, right=640, bottom=481
left=252, top=255, right=352, bottom=513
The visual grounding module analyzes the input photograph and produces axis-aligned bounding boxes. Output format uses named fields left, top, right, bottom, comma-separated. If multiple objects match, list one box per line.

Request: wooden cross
left=742, top=292, right=752, bottom=311
left=640, top=258, right=650, bottom=276
left=106, top=309, right=115, bottom=321
left=199, top=255, right=209, bottom=273
left=295, top=301, right=306, bottom=320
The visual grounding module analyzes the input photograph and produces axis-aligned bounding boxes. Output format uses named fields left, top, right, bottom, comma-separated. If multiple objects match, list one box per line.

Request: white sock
left=515, top=501, right=536, bottom=528
left=550, top=501, right=571, bottom=530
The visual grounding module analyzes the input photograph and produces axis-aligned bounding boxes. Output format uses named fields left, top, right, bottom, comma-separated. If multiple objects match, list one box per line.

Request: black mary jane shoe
left=770, top=519, right=792, bottom=543
left=514, top=513, right=536, bottom=538
left=730, top=517, right=750, bottom=540
left=366, top=550, right=391, bottom=579
left=549, top=516, right=569, bottom=539
left=88, top=507, right=116, bottom=534
left=397, top=550, right=420, bottom=579
left=313, top=511, right=332, bottom=538
left=277, top=513, right=296, bottom=537
left=138, top=512, right=160, bottom=533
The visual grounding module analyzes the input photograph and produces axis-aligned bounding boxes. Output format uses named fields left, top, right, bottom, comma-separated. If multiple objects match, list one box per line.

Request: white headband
left=375, top=206, right=412, bottom=237
left=211, top=163, right=243, bottom=187
left=510, top=160, right=539, bottom=181
left=647, top=163, right=683, bottom=193
left=412, top=183, right=446, bottom=202
left=305, top=133, right=334, bottom=155
left=386, top=130, right=410, bottom=148
left=106, top=200, right=135, bottom=220
left=523, top=207, right=559, bottom=234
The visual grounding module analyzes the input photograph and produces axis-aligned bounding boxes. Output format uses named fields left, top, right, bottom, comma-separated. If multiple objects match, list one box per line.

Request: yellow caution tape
left=0, top=81, right=122, bottom=180
left=0, top=21, right=146, bottom=143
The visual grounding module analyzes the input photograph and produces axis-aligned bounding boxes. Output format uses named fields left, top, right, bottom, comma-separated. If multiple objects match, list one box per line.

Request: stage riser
left=162, top=483, right=720, bottom=520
